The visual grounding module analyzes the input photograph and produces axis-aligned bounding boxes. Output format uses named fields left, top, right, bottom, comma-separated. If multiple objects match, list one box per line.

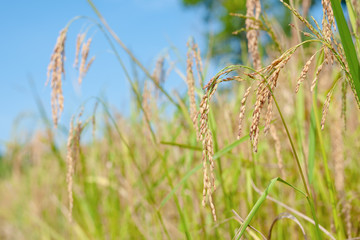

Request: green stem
left=160, top=150, right=192, bottom=240
left=208, top=110, right=235, bottom=237
left=94, top=98, right=171, bottom=239
left=311, top=95, right=344, bottom=240
left=272, top=94, right=322, bottom=240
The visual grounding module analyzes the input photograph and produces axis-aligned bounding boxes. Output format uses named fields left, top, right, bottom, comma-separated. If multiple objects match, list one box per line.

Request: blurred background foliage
left=181, top=0, right=319, bottom=62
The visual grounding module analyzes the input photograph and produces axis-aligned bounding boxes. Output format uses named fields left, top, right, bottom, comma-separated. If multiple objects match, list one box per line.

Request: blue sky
left=0, top=0, right=208, bottom=150
left=0, top=1, right=328, bottom=153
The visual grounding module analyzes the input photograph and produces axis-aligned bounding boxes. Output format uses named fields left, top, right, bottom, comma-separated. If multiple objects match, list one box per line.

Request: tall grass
left=1, top=0, right=360, bottom=239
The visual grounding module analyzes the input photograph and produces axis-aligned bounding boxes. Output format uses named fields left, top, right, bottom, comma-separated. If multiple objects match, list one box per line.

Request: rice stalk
left=237, top=86, right=252, bottom=139
left=296, top=50, right=319, bottom=93
left=46, top=28, right=68, bottom=128
left=73, top=33, right=85, bottom=68
left=321, top=82, right=337, bottom=130
left=152, top=56, right=165, bottom=98
left=66, top=116, right=75, bottom=223
left=246, top=0, right=262, bottom=70
left=142, top=81, right=152, bottom=139
left=264, top=96, right=273, bottom=134
left=192, top=42, right=204, bottom=88
left=186, top=41, right=199, bottom=140
left=311, top=57, right=325, bottom=92
left=198, top=89, right=217, bottom=221
left=66, top=111, right=83, bottom=223
left=78, top=37, right=95, bottom=85
left=321, top=0, right=336, bottom=65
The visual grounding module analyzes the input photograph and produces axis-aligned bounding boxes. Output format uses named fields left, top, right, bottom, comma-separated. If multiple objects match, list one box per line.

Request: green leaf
left=213, top=135, right=250, bottom=160
left=159, top=134, right=250, bottom=208
left=160, top=141, right=202, bottom=151
left=308, top=109, right=316, bottom=184
left=330, top=0, right=360, bottom=101
left=234, top=178, right=307, bottom=239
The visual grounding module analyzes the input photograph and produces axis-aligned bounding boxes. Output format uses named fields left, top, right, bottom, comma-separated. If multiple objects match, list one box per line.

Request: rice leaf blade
left=235, top=178, right=310, bottom=239
left=159, top=135, right=249, bottom=208
left=330, top=0, right=360, bottom=101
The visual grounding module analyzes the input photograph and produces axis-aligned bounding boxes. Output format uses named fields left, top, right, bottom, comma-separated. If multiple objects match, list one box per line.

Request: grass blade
left=330, top=0, right=360, bottom=101
left=159, top=134, right=250, bottom=209
left=160, top=141, right=202, bottom=151
left=159, top=163, right=202, bottom=209
left=234, top=177, right=308, bottom=240
left=213, top=135, right=250, bottom=159
left=308, top=109, right=316, bottom=184
left=267, top=213, right=307, bottom=240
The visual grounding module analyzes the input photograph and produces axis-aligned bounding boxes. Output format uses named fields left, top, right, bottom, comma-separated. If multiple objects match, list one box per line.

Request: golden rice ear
left=46, top=28, right=68, bottom=128
left=151, top=56, right=165, bottom=90
left=250, top=81, right=265, bottom=153
left=198, top=85, right=218, bottom=221
left=78, top=37, right=94, bottom=85
left=321, top=0, right=336, bottom=65
left=73, top=33, right=85, bottom=69
left=246, top=0, right=262, bottom=70
left=321, top=0, right=336, bottom=32
left=351, top=0, right=360, bottom=36
left=66, top=111, right=83, bottom=223
left=66, top=116, right=75, bottom=223
left=186, top=41, right=199, bottom=141
left=47, top=28, right=95, bottom=128
left=264, top=97, right=273, bottom=135
left=237, top=86, right=251, bottom=139
left=192, top=42, right=204, bottom=88
left=296, top=51, right=318, bottom=93
left=321, top=88, right=334, bottom=130
left=311, top=58, right=325, bottom=92
left=142, top=81, right=152, bottom=139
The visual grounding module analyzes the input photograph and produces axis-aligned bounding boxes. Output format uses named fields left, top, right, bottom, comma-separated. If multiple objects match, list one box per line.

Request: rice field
left=1, top=0, right=360, bottom=239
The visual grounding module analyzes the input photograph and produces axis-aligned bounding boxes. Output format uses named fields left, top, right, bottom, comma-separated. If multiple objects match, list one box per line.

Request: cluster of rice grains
left=47, top=28, right=95, bottom=222
left=186, top=40, right=202, bottom=141
left=46, top=28, right=67, bottom=128
left=186, top=40, right=218, bottom=220
left=47, top=28, right=95, bottom=128
left=66, top=111, right=84, bottom=222
left=284, top=0, right=360, bottom=124
left=74, top=33, right=95, bottom=85
left=191, top=0, right=359, bottom=221
left=245, top=0, right=262, bottom=70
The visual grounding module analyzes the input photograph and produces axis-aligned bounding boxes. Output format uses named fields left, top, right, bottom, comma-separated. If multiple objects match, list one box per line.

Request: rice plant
left=1, top=0, right=360, bottom=239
